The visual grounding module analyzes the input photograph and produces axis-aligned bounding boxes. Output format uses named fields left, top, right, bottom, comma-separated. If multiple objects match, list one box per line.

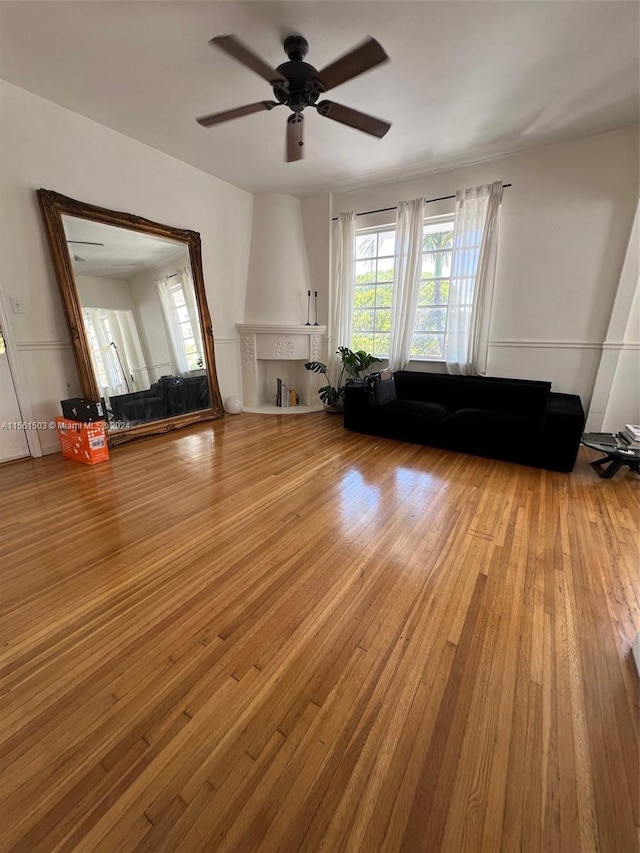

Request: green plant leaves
left=337, top=346, right=381, bottom=378
left=317, top=384, right=344, bottom=406
left=305, top=348, right=380, bottom=408
left=304, top=361, right=329, bottom=375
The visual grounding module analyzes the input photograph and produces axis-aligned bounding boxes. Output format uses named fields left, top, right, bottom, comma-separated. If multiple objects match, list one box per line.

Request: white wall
left=244, top=194, right=311, bottom=326
left=0, top=80, right=253, bottom=454
left=324, top=127, right=639, bottom=408
left=2, top=76, right=637, bottom=455
left=76, top=275, right=134, bottom=311
left=301, top=194, right=331, bottom=358
left=589, top=198, right=640, bottom=431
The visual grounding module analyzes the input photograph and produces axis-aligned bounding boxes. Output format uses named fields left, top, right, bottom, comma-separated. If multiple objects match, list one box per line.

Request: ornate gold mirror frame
left=38, top=189, right=224, bottom=445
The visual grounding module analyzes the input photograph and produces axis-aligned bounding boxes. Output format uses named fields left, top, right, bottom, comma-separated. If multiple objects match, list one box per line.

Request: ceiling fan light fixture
left=286, top=113, right=304, bottom=162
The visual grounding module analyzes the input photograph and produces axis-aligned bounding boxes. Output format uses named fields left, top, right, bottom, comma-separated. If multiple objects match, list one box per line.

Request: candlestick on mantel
left=313, top=291, right=319, bottom=326
left=305, top=290, right=311, bottom=325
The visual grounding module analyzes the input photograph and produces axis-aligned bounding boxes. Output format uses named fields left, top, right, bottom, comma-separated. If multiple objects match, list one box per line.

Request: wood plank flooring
left=0, top=412, right=638, bottom=852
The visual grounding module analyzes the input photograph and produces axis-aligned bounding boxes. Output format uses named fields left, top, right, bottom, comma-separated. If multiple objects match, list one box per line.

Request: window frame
left=353, top=223, right=396, bottom=359
left=169, top=282, right=198, bottom=370
left=411, top=214, right=454, bottom=361
left=352, top=213, right=454, bottom=362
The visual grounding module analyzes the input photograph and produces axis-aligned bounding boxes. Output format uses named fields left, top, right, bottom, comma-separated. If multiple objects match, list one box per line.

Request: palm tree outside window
left=352, top=215, right=453, bottom=360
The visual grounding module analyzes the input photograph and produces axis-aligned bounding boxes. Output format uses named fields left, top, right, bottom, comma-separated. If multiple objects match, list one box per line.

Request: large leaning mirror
left=38, top=189, right=224, bottom=445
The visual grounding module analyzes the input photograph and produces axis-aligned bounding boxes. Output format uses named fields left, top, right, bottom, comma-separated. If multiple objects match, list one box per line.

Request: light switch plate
left=10, top=297, right=25, bottom=314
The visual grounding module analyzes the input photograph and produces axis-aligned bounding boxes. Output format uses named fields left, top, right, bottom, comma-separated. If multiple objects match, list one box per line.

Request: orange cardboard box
left=55, top=417, right=110, bottom=465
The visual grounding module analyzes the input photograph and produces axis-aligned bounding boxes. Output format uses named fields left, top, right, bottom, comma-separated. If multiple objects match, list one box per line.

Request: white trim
left=0, top=292, right=42, bottom=457
left=242, top=403, right=324, bottom=415
left=489, top=339, right=601, bottom=350
left=237, top=324, right=327, bottom=336
left=356, top=221, right=397, bottom=236
left=601, top=341, right=640, bottom=351
left=214, top=335, right=331, bottom=345
left=15, top=340, right=72, bottom=351
left=140, top=361, right=172, bottom=372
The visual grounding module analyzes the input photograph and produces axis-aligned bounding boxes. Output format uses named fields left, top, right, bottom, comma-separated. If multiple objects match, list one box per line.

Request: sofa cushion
left=441, top=407, right=532, bottom=461
left=461, top=377, right=550, bottom=417
left=394, top=370, right=551, bottom=418
left=372, top=399, right=450, bottom=443
left=390, top=399, right=450, bottom=427
left=394, top=371, right=462, bottom=407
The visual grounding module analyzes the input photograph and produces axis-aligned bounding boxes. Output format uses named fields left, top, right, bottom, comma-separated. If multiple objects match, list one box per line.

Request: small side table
left=581, top=433, right=640, bottom=479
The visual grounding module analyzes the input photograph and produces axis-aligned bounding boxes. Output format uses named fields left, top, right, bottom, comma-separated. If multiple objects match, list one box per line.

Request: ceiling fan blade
left=286, top=114, right=304, bottom=162
left=315, top=37, right=388, bottom=91
left=316, top=100, right=391, bottom=138
left=196, top=101, right=278, bottom=127
left=211, top=35, right=287, bottom=87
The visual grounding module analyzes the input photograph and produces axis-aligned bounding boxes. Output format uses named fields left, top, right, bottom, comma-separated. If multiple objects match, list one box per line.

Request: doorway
left=0, top=324, right=29, bottom=462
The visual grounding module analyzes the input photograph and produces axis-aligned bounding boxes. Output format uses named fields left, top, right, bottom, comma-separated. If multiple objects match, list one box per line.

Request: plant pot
left=323, top=403, right=344, bottom=414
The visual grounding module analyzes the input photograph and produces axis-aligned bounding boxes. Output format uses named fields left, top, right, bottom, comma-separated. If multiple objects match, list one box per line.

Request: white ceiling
left=63, top=216, right=187, bottom=279
left=0, top=1, right=638, bottom=197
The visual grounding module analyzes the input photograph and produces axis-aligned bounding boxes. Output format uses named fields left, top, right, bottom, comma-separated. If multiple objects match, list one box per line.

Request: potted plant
left=305, top=346, right=381, bottom=412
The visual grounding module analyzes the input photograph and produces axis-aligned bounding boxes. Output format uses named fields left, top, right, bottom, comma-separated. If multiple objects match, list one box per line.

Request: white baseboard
left=39, top=436, right=62, bottom=456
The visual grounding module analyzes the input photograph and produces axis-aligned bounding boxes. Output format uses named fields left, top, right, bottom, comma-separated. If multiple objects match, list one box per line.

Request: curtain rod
left=331, top=183, right=512, bottom=221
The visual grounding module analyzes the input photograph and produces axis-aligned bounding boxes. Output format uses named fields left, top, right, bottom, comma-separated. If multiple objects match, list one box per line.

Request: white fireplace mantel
left=236, top=323, right=327, bottom=413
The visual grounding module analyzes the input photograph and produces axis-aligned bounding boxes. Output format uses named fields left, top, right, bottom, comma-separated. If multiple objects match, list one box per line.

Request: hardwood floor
left=0, top=412, right=638, bottom=852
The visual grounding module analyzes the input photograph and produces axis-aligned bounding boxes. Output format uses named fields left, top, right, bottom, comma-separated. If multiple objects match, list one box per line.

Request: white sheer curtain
left=445, top=181, right=503, bottom=375
left=116, top=310, right=148, bottom=388
left=179, top=265, right=205, bottom=366
left=331, top=211, right=357, bottom=372
left=82, top=307, right=133, bottom=397
left=389, top=198, right=426, bottom=371
left=154, top=276, right=188, bottom=374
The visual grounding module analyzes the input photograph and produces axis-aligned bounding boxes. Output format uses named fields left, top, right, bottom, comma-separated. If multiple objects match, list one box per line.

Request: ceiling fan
left=196, top=34, right=391, bottom=162
left=67, top=239, right=104, bottom=263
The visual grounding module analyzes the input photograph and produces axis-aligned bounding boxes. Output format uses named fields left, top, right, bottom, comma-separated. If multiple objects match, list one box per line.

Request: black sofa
left=109, top=388, right=165, bottom=423
left=109, top=375, right=210, bottom=424
left=344, top=370, right=585, bottom=472
left=155, top=375, right=210, bottom=415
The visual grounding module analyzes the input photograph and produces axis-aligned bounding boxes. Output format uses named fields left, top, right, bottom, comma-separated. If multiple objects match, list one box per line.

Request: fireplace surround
left=237, top=323, right=327, bottom=413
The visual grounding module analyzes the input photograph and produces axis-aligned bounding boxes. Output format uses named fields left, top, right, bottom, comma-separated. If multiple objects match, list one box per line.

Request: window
left=82, top=307, right=145, bottom=398
left=413, top=218, right=453, bottom=359
left=353, top=227, right=395, bottom=357
left=83, top=309, right=122, bottom=393
left=169, top=281, right=201, bottom=371
left=352, top=216, right=453, bottom=360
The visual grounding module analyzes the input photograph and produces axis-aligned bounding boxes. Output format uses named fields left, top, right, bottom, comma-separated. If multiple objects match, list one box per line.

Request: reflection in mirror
left=37, top=190, right=224, bottom=445
left=63, top=216, right=210, bottom=428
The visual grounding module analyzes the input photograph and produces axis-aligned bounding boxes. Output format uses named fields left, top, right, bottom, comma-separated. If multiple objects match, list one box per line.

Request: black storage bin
left=61, top=397, right=106, bottom=423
